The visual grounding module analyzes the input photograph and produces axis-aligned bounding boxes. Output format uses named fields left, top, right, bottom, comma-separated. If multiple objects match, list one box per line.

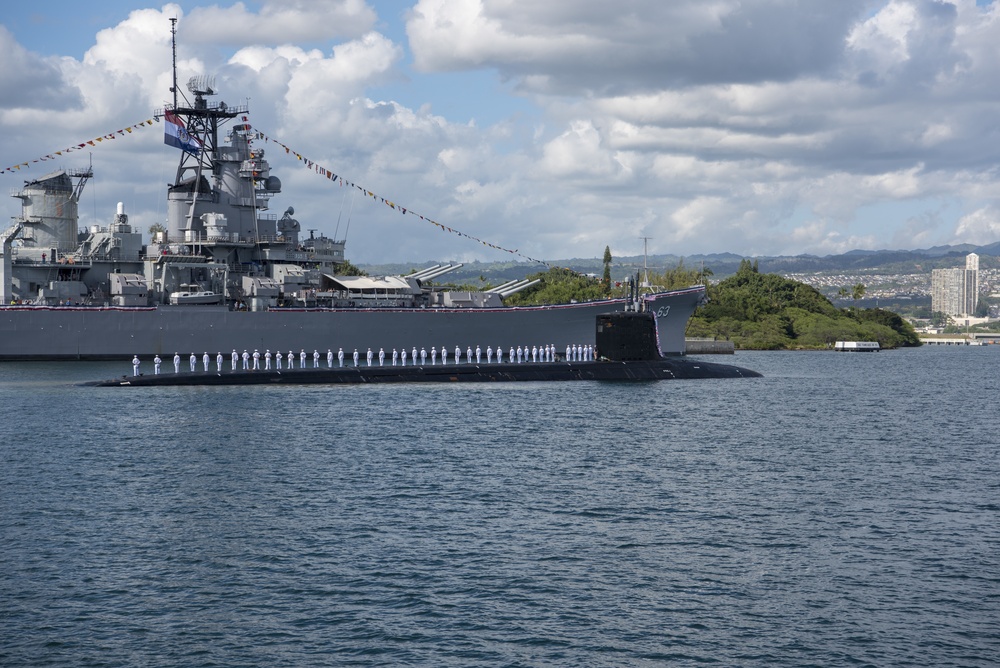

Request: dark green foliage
left=335, top=260, right=367, bottom=276
left=689, top=267, right=919, bottom=349
left=504, top=267, right=609, bottom=306
left=602, top=246, right=612, bottom=289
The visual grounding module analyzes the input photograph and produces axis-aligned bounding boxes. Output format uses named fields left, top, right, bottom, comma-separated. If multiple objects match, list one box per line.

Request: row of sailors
left=131, top=344, right=596, bottom=375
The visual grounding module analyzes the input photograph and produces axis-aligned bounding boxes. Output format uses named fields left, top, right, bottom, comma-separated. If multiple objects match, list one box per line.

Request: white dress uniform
left=191, top=353, right=198, bottom=372
left=217, top=352, right=223, bottom=372
left=287, top=350, right=295, bottom=369
left=231, top=350, right=238, bottom=371
left=203, top=352, right=210, bottom=372
left=430, top=347, right=437, bottom=365
left=379, top=348, right=385, bottom=366
left=367, top=348, right=374, bottom=366
left=132, top=356, right=140, bottom=375
left=252, top=350, right=260, bottom=370
left=392, top=349, right=398, bottom=366
left=327, top=349, right=334, bottom=368
left=276, top=351, right=283, bottom=369
left=173, top=353, right=181, bottom=373
left=353, top=349, right=360, bottom=366
left=154, top=355, right=161, bottom=374
left=338, top=348, right=345, bottom=367
left=313, top=350, right=320, bottom=368
left=475, top=346, right=481, bottom=363
left=265, top=350, right=272, bottom=370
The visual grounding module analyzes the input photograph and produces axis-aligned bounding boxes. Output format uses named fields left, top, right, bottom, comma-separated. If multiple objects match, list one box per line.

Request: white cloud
left=952, top=206, right=1000, bottom=245
left=183, top=0, right=377, bottom=45
left=5, top=0, right=1000, bottom=265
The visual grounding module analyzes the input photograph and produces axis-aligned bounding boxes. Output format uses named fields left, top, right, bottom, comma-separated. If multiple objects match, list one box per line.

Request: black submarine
left=88, top=312, right=761, bottom=387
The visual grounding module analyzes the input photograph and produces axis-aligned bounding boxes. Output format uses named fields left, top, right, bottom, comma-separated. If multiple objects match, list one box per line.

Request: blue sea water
left=1, top=347, right=998, bottom=667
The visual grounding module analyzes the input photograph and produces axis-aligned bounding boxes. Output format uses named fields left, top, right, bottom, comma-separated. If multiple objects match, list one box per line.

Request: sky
left=2, top=0, right=1000, bottom=265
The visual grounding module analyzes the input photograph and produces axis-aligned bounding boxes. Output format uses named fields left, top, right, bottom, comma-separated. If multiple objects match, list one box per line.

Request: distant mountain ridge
left=359, top=242, right=999, bottom=284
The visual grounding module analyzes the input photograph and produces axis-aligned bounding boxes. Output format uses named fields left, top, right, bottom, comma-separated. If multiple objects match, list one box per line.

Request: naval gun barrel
left=498, top=278, right=541, bottom=298
left=419, top=263, right=464, bottom=281
left=407, top=264, right=443, bottom=281
left=488, top=279, right=523, bottom=293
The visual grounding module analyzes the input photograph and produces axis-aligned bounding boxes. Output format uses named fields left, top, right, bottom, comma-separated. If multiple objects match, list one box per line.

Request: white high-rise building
left=931, top=253, right=979, bottom=317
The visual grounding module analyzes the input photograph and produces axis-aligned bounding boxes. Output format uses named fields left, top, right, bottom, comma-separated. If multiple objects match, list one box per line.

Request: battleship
left=1, top=25, right=707, bottom=361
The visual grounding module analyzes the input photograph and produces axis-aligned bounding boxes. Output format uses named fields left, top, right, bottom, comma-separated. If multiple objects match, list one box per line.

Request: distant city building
left=931, top=253, right=979, bottom=317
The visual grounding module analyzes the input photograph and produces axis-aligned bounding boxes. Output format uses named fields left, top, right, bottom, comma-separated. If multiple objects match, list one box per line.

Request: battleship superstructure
left=0, top=35, right=707, bottom=361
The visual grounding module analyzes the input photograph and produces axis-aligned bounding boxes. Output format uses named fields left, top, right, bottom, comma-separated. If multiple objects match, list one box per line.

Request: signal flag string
left=247, top=124, right=550, bottom=267
left=1, top=114, right=559, bottom=270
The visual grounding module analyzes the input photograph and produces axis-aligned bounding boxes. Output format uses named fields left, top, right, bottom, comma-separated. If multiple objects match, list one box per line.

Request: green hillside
left=687, top=260, right=920, bottom=350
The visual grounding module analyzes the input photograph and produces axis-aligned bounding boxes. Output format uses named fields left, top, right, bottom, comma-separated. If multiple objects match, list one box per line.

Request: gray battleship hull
left=0, top=286, right=705, bottom=360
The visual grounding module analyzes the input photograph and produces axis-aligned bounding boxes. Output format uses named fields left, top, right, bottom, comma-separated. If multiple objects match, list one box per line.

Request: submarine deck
left=87, top=358, right=761, bottom=386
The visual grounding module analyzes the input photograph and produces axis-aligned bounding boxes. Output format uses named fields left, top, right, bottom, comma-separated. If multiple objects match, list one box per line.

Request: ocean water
left=1, top=347, right=998, bottom=667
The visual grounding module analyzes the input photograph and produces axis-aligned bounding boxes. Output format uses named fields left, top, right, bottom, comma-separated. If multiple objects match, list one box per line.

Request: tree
left=602, top=245, right=612, bottom=289
left=851, top=283, right=866, bottom=302
left=148, top=222, right=166, bottom=242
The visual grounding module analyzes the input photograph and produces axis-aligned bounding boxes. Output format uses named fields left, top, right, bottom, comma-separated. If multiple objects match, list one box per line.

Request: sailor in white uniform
left=252, top=349, right=260, bottom=370
left=154, top=355, right=162, bottom=374
left=441, top=347, right=448, bottom=365
left=367, top=348, right=374, bottom=366
left=516, top=346, right=523, bottom=363
left=401, top=348, right=407, bottom=366
left=565, top=344, right=571, bottom=361
left=287, top=350, right=295, bottom=369
left=173, top=353, right=181, bottom=373
left=313, top=350, right=320, bottom=368
left=327, top=349, right=334, bottom=368
left=190, top=353, right=198, bottom=372
left=231, top=349, right=238, bottom=371
left=300, top=349, right=307, bottom=368
left=353, top=349, right=360, bottom=367
left=276, top=350, right=283, bottom=370
left=467, top=346, right=473, bottom=364
left=203, top=352, right=210, bottom=372
left=475, top=345, right=481, bottom=363
left=455, top=345, right=461, bottom=364
left=509, top=346, right=515, bottom=363
left=420, top=348, right=426, bottom=365
left=216, top=352, right=223, bottom=372
left=338, top=348, right=345, bottom=367
left=392, top=348, right=398, bottom=366
left=265, top=350, right=272, bottom=370
left=132, top=355, right=140, bottom=376
left=531, top=346, right=538, bottom=363
left=378, top=348, right=385, bottom=366
left=412, top=347, right=418, bottom=366
left=486, top=346, right=493, bottom=363
left=242, top=350, right=250, bottom=370
left=430, top=347, right=437, bottom=365
left=496, top=346, right=503, bottom=363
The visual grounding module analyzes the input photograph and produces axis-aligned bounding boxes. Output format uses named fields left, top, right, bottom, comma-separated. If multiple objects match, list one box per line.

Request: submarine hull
left=89, top=358, right=761, bottom=387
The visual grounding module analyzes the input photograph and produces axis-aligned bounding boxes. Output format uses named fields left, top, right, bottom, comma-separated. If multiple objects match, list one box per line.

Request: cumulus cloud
left=0, top=26, right=81, bottom=111
left=5, top=0, right=1000, bottom=266
left=952, top=206, right=1000, bottom=245
left=183, top=0, right=378, bottom=45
